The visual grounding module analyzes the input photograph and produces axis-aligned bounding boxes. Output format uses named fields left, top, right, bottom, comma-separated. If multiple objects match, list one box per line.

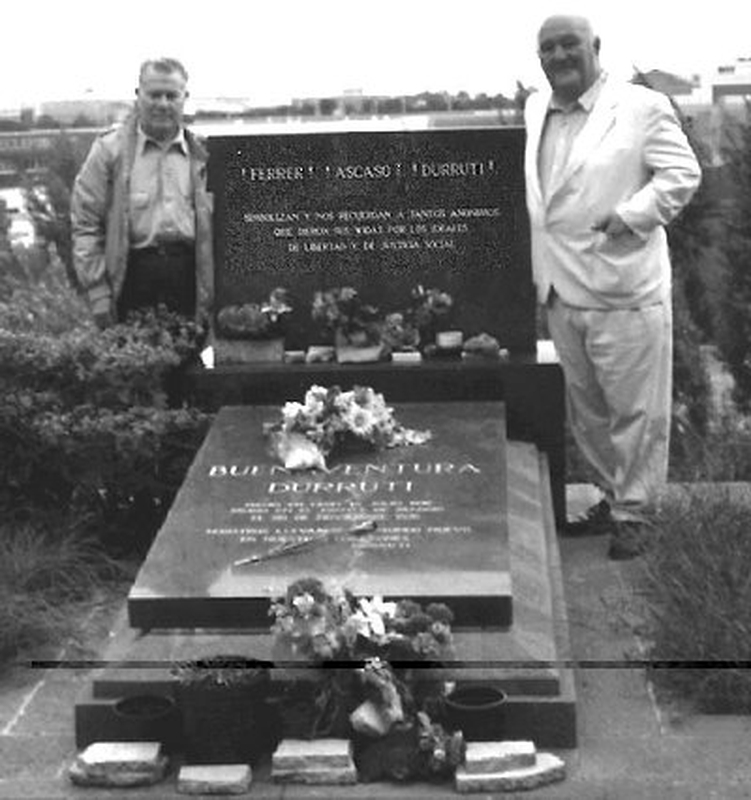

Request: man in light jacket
left=524, top=14, right=701, bottom=558
left=71, top=57, right=213, bottom=328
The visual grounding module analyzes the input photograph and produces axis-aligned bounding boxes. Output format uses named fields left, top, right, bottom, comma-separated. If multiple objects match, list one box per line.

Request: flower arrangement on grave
left=269, top=576, right=464, bottom=780
left=410, top=285, right=453, bottom=334
left=216, top=287, right=291, bottom=340
left=269, top=577, right=455, bottom=667
left=265, top=384, right=431, bottom=470
left=311, top=286, right=383, bottom=348
left=396, top=285, right=455, bottom=356
left=381, top=311, right=421, bottom=352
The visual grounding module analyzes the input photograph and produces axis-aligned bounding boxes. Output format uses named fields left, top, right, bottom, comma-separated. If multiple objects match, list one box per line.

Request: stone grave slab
left=208, top=127, right=535, bottom=354
left=77, top=440, right=577, bottom=750
left=128, top=402, right=510, bottom=630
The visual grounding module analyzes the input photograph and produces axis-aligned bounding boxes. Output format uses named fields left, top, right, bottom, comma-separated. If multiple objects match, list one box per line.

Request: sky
left=2, top=0, right=750, bottom=109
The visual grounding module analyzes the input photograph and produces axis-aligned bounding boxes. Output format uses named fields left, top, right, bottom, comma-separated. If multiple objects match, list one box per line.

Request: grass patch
left=639, top=488, right=751, bottom=712
left=0, top=517, right=125, bottom=663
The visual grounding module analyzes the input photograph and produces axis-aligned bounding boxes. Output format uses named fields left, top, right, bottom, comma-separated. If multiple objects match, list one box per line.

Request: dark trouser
left=117, top=242, right=196, bottom=322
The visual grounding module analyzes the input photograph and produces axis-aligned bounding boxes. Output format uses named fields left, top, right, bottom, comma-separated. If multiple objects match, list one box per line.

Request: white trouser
left=547, top=298, right=672, bottom=520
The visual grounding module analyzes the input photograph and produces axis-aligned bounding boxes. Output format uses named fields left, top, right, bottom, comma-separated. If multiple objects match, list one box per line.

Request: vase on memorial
left=381, top=312, right=421, bottom=354
left=409, top=285, right=456, bottom=356
left=442, top=683, right=507, bottom=741
left=311, top=287, right=388, bottom=363
left=213, top=287, right=291, bottom=364
left=172, top=655, right=278, bottom=764
left=112, top=694, right=181, bottom=753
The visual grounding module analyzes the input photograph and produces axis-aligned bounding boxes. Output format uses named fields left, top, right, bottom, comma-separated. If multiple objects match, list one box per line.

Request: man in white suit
left=524, top=14, right=701, bottom=558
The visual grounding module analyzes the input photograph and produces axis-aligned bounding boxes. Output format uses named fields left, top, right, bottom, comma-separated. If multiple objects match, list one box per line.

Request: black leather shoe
left=607, top=521, right=653, bottom=560
left=562, top=499, right=613, bottom=537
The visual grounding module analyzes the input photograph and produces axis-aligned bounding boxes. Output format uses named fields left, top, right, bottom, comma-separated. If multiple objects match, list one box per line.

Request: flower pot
left=175, top=656, right=277, bottom=764
left=335, top=329, right=386, bottom=363
left=113, top=694, right=181, bottom=753
left=214, top=336, right=285, bottom=364
left=443, top=684, right=507, bottom=741
left=336, top=343, right=386, bottom=364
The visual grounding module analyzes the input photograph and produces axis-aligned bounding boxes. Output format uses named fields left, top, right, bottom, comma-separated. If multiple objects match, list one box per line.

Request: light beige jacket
left=71, top=112, right=214, bottom=320
left=524, top=77, right=701, bottom=309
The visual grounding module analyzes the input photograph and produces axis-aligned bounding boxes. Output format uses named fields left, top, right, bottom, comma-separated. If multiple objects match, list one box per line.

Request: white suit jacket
left=524, top=77, right=701, bottom=309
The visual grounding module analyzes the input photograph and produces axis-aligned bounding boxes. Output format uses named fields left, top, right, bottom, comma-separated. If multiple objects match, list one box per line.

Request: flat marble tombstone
left=128, top=402, right=510, bottom=629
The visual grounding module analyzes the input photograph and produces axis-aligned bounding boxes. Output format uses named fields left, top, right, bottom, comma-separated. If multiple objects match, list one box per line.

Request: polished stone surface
left=208, top=128, right=535, bottom=354
left=129, top=402, right=510, bottom=629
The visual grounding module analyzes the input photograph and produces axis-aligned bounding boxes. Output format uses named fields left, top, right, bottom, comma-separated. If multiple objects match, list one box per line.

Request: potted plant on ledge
left=171, top=655, right=277, bottom=764
left=311, top=287, right=388, bottom=363
left=214, top=287, right=291, bottom=363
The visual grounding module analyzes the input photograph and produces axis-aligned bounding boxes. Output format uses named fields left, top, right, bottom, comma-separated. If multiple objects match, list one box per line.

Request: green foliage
left=0, top=518, right=124, bottom=662
left=0, top=246, right=88, bottom=334
left=640, top=490, right=751, bottom=712
left=669, top=411, right=751, bottom=482
left=0, top=272, right=212, bottom=554
left=715, top=110, right=751, bottom=408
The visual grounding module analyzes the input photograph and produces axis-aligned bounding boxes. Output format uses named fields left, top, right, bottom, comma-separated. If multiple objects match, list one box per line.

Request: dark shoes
left=562, top=499, right=655, bottom=560
left=562, top=499, right=613, bottom=537
left=607, top=521, right=654, bottom=561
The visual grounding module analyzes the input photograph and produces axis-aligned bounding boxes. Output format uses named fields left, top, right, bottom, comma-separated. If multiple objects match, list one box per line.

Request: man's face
left=136, top=67, right=188, bottom=141
left=538, top=16, right=600, bottom=103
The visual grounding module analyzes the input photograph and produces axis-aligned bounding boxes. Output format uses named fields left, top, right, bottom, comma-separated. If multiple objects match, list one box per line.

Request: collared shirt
left=129, top=127, right=195, bottom=248
left=538, top=72, right=607, bottom=200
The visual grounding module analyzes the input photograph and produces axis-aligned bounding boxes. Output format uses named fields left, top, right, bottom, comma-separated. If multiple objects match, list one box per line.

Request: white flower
left=292, top=592, right=316, bottom=617
left=281, top=401, right=305, bottom=422
left=356, top=596, right=397, bottom=638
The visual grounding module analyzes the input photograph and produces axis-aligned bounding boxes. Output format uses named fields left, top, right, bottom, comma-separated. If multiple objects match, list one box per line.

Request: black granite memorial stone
left=128, top=402, right=511, bottom=630
left=208, top=127, right=535, bottom=353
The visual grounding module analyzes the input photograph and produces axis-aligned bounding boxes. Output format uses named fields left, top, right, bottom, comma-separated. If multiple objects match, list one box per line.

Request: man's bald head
left=537, top=14, right=602, bottom=103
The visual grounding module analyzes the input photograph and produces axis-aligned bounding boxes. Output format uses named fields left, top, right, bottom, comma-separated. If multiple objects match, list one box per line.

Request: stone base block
left=464, top=740, right=536, bottom=773
left=272, top=738, right=353, bottom=770
left=455, top=751, right=566, bottom=793
left=272, top=766, right=358, bottom=785
left=177, top=764, right=252, bottom=794
left=68, top=741, right=168, bottom=788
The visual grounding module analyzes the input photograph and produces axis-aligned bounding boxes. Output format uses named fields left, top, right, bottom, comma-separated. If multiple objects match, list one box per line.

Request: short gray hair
left=138, top=58, right=189, bottom=84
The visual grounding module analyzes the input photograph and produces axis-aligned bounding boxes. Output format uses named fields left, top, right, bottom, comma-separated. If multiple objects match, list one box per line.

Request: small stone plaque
left=208, top=127, right=535, bottom=354
left=455, top=751, right=566, bottom=793
left=128, top=402, right=510, bottom=629
left=464, top=740, right=537, bottom=773
left=177, top=764, right=252, bottom=795
left=272, top=738, right=353, bottom=770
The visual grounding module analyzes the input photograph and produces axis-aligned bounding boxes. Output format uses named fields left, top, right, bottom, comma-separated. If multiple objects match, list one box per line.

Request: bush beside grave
left=638, top=489, right=751, bottom=713
left=0, top=271, right=212, bottom=554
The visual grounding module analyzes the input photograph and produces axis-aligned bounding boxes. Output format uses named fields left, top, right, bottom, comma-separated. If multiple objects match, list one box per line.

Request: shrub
left=639, top=489, right=751, bottom=712
left=0, top=255, right=89, bottom=336
left=714, top=108, right=751, bottom=409
left=0, top=293, right=212, bottom=554
left=0, top=518, right=124, bottom=662
left=669, top=411, right=751, bottom=482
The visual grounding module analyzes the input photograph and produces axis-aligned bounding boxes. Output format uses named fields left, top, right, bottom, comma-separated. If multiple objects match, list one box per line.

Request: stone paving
left=1, top=485, right=751, bottom=798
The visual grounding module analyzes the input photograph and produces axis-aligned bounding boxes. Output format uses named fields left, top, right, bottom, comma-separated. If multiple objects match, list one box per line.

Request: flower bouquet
left=216, top=287, right=291, bottom=340
left=269, top=577, right=455, bottom=668
left=269, top=576, right=463, bottom=778
left=311, top=287, right=387, bottom=362
left=265, top=384, right=431, bottom=470
left=408, top=285, right=457, bottom=355
left=381, top=312, right=420, bottom=353
left=214, top=287, right=291, bottom=363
